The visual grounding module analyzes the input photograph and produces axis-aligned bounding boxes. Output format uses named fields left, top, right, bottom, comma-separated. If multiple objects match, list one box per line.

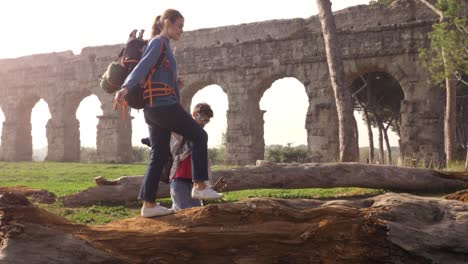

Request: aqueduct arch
left=0, top=1, right=447, bottom=164
left=260, top=77, right=308, bottom=149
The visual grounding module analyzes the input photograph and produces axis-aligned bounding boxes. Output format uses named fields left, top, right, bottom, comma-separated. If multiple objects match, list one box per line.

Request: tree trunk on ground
left=60, top=162, right=468, bottom=206
left=316, top=0, right=359, bottom=162
left=3, top=192, right=468, bottom=264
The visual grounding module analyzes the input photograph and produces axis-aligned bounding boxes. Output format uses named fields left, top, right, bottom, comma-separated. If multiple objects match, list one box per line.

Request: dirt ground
left=0, top=186, right=56, bottom=204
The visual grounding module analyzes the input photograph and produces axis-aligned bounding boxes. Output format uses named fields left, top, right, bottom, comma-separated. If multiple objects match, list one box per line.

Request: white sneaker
left=141, top=203, right=174, bottom=218
left=191, top=186, right=224, bottom=200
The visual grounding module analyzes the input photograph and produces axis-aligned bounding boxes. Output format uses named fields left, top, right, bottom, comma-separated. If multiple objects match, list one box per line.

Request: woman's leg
left=138, top=108, right=171, bottom=202
left=170, top=179, right=202, bottom=210
left=156, top=104, right=209, bottom=182
left=147, top=104, right=222, bottom=200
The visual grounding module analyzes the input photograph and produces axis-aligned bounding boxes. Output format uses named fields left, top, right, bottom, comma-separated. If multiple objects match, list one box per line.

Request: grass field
left=5, top=160, right=450, bottom=225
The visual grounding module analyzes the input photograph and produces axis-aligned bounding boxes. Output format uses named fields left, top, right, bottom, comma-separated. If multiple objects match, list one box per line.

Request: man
left=142, top=102, right=222, bottom=211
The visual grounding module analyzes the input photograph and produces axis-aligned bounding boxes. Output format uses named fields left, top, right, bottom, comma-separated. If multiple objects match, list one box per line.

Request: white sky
left=0, top=0, right=398, bottom=150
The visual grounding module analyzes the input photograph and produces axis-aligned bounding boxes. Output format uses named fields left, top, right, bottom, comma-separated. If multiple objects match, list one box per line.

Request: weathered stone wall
left=0, top=0, right=450, bottom=164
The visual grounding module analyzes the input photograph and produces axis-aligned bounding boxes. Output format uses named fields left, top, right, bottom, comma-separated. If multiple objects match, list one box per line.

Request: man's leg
left=170, top=179, right=202, bottom=211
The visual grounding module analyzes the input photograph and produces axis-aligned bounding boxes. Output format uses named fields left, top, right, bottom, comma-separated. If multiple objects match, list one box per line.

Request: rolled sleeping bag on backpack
left=100, top=61, right=127, bottom=94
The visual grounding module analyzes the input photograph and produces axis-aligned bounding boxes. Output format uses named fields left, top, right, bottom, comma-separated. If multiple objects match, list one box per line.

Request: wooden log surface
left=2, top=192, right=467, bottom=264
left=61, top=162, right=468, bottom=206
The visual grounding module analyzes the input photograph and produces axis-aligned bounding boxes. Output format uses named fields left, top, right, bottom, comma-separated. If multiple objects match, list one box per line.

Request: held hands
left=114, top=87, right=128, bottom=111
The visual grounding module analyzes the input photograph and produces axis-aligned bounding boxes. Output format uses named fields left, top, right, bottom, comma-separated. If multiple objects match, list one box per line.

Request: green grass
left=0, top=161, right=147, bottom=196
left=39, top=203, right=141, bottom=225
left=445, top=161, right=467, bottom=172
left=221, top=187, right=385, bottom=201
left=1, top=161, right=388, bottom=225
left=38, top=188, right=385, bottom=225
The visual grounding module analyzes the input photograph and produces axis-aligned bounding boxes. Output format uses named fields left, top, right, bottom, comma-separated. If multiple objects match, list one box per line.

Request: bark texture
left=2, top=192, right=467, bottom=264
left=61, top=162, right=468, bottom=206
left=316, top=0, right=359, bottom=162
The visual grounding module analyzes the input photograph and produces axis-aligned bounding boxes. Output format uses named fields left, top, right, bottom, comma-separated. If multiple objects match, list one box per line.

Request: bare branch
left=351, top=75, right=367, bottom=99
left=384, top=116, right=394, bottom=130
left=455, top=72, right=468, bottom=87
left=416, top=0, right=444, bottom=19
left=454, top=23, right=468, bottom=37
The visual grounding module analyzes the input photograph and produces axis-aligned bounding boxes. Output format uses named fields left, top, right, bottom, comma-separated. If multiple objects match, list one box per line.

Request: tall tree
left=419, top=0, right=467, bottom=166
left=316, top=0, right=359, bottom=162
left=373, top=0, right=467, bottom=165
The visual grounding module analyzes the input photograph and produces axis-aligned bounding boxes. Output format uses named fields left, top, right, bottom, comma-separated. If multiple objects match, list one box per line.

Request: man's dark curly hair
left=194, top=103, right=213, bottom=118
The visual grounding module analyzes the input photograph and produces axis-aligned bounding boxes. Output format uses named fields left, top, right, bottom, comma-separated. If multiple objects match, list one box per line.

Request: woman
left=115, top=9, right=223, bottom=218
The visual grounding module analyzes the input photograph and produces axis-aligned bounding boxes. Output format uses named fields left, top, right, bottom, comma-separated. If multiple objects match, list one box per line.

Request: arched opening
left=76, top=95, right=102, bottom=161
left=131, top=109, right=147, bottom=147
left=190, top=85, right=228, bottom=148
left=0, top=107, right=4, bottom=147
left=350, top=71, right=404, bottom=165
left=31, top=99, right=51, bottom=161
left=260, top=77, right=308, bottom=163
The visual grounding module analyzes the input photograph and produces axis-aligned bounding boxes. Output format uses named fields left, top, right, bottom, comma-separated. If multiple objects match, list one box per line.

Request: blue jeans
left=170, top=179, right=202, bottom=211
left=138, top=104, right=209, bottom=202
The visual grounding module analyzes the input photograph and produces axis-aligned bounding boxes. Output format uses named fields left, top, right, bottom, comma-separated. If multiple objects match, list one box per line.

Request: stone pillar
left=45, top=117, right=80, bottom=162
left=0, top=102, right=33, bottom=161
left=305, top=84, right=339, bottom=162
left=44, top=98, right=81, bottom=162
left=96, top=113, right=133, bottom=163
left=1, top=120, right=33, bottom=161
left=398, top=74, right=445, bottom=166
left=225, top=92, right=265, bottom=165
left=399, top=97, right=444, bottom=166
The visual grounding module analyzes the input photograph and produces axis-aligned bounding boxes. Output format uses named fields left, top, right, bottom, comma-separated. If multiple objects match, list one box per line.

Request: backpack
left=124, top=42, right=167, bottom=110
left=100, top=29, right=148, bottom=94
left=105, top=31, right=169, bottom=117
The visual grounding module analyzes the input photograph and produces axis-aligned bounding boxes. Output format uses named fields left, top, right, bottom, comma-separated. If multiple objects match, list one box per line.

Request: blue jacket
left=122, top=36, right=180, bottom=107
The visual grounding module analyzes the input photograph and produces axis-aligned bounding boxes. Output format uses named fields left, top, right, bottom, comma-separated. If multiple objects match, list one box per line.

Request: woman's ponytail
left=151, top=15, right=163, bottom=37
left=150, top=9, right=183, bottom=38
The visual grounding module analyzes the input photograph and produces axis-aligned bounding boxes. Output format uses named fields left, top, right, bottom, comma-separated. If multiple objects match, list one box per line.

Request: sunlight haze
left=0, top=0, right=399, bottom=151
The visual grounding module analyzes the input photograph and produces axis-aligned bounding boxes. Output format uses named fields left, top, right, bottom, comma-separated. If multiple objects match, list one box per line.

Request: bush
left=80, top=147, right=150, bottom=163
left=209, top=147, right=226, bottom=165
left=265, top=144, right=309, bottom=163
left=132, top=146, right=150, bottom=163
left=80, top=147, right=97, bottom=163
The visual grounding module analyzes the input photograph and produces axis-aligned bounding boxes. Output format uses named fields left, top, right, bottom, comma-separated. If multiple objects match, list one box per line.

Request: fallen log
left=61, top=162, right=468, bottom=206
left=3, top=192, right=468, bottom=264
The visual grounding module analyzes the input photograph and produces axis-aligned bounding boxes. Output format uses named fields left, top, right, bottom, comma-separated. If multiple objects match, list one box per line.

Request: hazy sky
left=0, top=0, right=399, bottom=150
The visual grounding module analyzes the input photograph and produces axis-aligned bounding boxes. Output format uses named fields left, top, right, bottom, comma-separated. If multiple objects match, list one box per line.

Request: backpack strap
left=143, top=40, right=178, bottom=107
left=143, top=40, right=173, bottom=107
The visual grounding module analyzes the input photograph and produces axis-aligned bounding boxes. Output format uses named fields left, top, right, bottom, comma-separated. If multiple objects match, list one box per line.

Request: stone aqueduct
left=0, top=1, right=451, bottom=165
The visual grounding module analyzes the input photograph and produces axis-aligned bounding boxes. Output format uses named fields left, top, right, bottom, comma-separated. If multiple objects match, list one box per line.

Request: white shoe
left=141, top=203, right=174, bottom=218
left=191, top=186, right=224, bottom=200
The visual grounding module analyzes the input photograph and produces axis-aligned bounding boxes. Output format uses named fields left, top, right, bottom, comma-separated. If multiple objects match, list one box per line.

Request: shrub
left=80, top=147, right=97, bottom=163
left=209, top=147, right=226, bottom=165
left=265, top=143, right=308, bottom=163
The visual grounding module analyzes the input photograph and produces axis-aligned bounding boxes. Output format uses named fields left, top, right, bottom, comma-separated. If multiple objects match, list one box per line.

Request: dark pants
left=139, top=103, right=208, bottom=202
